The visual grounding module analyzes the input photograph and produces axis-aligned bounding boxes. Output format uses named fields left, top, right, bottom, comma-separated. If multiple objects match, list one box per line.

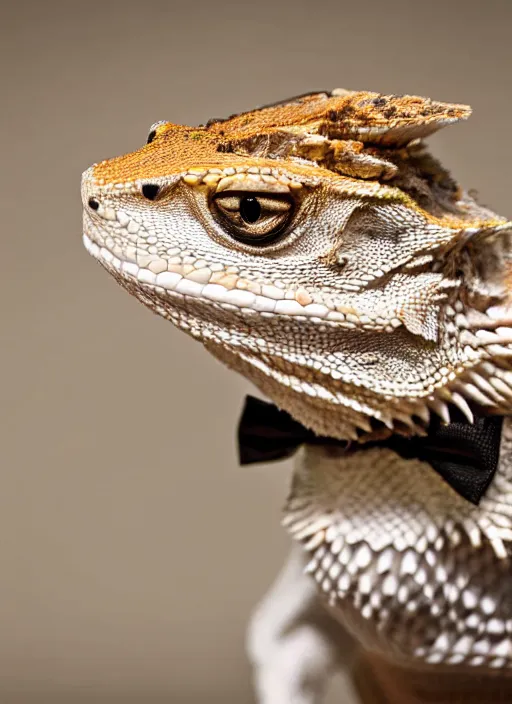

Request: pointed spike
left=487, top=305, right=512, bottom=321
left=428, top=399, right=451, bottom=424
left=381, top=415, right=394, bottom=430
left=392, top=411, right=417, bottom=430
left=457, top=382, right=494, bottom=406
left=463, top=519, right=482, bottom=549
left=486, top=344, right=512, bottom=357
left=354, top=415, right=373, bottom=433
left=437, top=387, right=453, bottom=401
left=476, top=329, right=501, bottom=344
left=490, top=377, right=512, bottom=401
left=465, top=308, right=496, bottom=328
left=469, top=371, right=508, bottom=405
left=450, top=392, right=474, bottom=423
left=292, top=516, right=328, bottom=538
left=412, top=403, right=430, bottom=424
left=499, top=370, right=512, bottom=386
left=490, top=538, right=508, bottom=560
left=480, top=361, right=497, bottom=376
left=304, top=530, right=326, bottom=551
left=344, top=425, right=359, bottom=441
left=282, top=509, right=313, bottom=527
left=294, top=525, right=319, bottom=541
left=496, top=327, right=512, bottom=343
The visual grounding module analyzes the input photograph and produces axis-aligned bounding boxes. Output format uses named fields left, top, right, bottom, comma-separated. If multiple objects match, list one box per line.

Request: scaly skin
left=82, top=90, right=512, bottom=697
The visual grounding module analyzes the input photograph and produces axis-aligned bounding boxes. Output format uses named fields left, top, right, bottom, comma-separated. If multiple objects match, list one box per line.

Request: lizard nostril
left=142, top=184, right=160, bottom=201
left=88, top=197, right=100, bottom=211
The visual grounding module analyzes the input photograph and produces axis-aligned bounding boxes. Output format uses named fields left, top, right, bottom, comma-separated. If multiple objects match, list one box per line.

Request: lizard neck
left=283, top=420, right=512, bottom=669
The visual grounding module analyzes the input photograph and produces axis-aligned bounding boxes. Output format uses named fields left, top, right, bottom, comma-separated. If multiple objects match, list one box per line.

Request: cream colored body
left=247, top=423, right=512, bottom=703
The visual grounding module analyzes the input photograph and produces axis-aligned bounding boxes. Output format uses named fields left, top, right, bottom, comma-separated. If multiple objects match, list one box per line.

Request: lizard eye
left=212, top=192, right=293, bottom=244
left=146, top=121, right=167, bottom=145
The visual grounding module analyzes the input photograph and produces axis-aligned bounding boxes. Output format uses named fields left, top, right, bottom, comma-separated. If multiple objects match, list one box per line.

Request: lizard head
left=82, top=90, right=512, bottom=441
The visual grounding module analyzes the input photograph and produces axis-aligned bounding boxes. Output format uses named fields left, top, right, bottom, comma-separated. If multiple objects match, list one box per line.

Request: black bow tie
left=237, top=395, right=504, bottom=505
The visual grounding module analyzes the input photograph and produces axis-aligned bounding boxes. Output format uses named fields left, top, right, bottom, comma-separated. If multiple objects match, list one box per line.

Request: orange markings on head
left=92, top=90, right=472, bottom=186
left=208, top=90, right=470, bottom=138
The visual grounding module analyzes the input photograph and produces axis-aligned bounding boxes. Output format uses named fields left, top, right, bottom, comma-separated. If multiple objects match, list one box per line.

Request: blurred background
left=2, top=0, right=511, bottom=701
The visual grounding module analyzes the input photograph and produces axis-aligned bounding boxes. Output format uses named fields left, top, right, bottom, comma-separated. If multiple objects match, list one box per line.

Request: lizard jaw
left=82, top=233, right=403, bottom=333
left=82, top=233, right=421, bottom=438
left=84, top=232, right=512, bottom=441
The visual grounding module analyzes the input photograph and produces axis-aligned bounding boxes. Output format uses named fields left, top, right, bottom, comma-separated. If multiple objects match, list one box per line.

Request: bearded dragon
left=82, top=90, right=512, bottom=703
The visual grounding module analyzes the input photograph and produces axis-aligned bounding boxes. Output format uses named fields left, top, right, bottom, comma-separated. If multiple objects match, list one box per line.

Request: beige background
left=2, top=0, right=511, bottom=701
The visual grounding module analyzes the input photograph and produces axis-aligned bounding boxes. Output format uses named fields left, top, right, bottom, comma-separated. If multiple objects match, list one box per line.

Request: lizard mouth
left=82, top=232, right=313, bottom=315
left=82, top=232, right=397, bottom=330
